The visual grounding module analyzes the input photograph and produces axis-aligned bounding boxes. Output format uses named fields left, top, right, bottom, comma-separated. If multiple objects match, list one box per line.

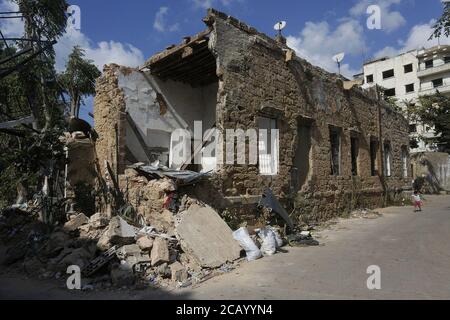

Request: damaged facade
left=94, top=9, right=411, bottom=225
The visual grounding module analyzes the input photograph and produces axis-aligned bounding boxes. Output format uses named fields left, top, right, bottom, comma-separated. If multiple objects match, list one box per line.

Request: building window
left=433, top=78, right=443, bottom=88
left=383, top=142, right=393, bottom=177
left=425, top=60, right=434, bottom=69
left=366, top=74, right=374, bottom=83
left=382, top=69, right=395, bottom=79
left=404, top=64, right=413, bottom=73
left=258, top=117, right=279, bottom=176
left=329, top=127, right=341, bottom=176
left=445, top=56, right=450, bottom=64
left=351, top=135, right=359, bottom=176
left=405, top=83, right=415, bottom=93
left=409, top=124, right=417, bottom=133
left=401, top=146, right=409, bottom=178
left=370, top=139, right=378, bottom=176
left=384, top=88, right=396, bottom=97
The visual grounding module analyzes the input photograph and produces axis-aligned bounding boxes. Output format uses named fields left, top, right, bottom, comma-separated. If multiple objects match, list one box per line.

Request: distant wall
left=412, top=152, right=450, bottom=193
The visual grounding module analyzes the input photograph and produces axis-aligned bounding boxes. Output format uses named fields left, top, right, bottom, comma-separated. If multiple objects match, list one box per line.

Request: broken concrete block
left=176, top=205, right=241, bottom=268
left=96, top=216, right=136, bottom=251
left=136, top=236, right=154, bottom=252
left=151, top=238, right=170, bottom=266
left=170, top=261, right=188, bottom=282
left=89, top=213, right=109, bottom=229
left=117, top=244, right=141, bottom=260
left=63, top=213, right=89, bottom=232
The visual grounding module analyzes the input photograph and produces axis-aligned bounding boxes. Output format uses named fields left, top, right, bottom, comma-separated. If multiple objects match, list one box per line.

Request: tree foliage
left=410, top=92, right=450, bottom=153
left=431, top=2, right=450, bottom=40
left=58, top=46, right=101, bottom=118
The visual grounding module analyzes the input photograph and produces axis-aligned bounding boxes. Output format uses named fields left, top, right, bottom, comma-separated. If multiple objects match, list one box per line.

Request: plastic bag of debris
left=257, top=228, right=277, bottom=256
left=268, top=226, right=284, bottom=248
left=233, top=227, right=262, bottom=261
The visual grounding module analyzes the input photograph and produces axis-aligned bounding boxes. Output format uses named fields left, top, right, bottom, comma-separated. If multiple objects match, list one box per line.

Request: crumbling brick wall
left=94, top=64, right=128, bottom=177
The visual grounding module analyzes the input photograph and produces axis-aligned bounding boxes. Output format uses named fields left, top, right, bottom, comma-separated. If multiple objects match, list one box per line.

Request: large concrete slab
left=176, top=205, right=241, bottom=268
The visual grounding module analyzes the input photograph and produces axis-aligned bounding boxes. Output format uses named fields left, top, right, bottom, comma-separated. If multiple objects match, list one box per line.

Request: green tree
left=431, top=1, right=450, bottom=39
left=413, top=92, right=450, bottom=153
left=58, top=46, right=101, bottom=118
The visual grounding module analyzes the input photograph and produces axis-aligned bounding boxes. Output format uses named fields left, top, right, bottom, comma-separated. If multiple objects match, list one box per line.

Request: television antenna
left=274, top=21, right=287, bottom=37
left=332, top=52, right=345, bottom=75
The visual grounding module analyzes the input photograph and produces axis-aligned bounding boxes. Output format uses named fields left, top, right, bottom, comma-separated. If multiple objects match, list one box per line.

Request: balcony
left=419, top=83, right=450, bottom=95
left=417, top=62, right=450, bottom=78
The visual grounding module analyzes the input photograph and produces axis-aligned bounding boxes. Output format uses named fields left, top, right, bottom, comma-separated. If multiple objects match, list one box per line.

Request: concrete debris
left=151, top=238, right=170, bottom=266
left=170, top=261, right=188, bottom=282
left=136, top=236, right=154, bottom=252
left=117, top=244, right=141, bottom=259
left=177, top=204, right=241, bottom=268
left=97, top=216, right=137, bottom=251
left=89, top=213, right=110, bottom=229
left=63, top=213, right=89, bottom=232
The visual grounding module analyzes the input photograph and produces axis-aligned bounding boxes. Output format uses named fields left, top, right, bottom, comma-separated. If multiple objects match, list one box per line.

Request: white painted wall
left=118, top=70, right=218, bottom=169
left=362, top=51, right=419, bottom=106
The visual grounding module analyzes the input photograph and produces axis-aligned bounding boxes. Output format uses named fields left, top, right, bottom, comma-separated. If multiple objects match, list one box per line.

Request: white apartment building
left=360, top=45, right=450, bottom=153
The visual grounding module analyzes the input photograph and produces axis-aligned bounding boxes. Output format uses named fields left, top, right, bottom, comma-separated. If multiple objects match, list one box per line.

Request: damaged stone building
left=94, top=9, right=411, bottom=226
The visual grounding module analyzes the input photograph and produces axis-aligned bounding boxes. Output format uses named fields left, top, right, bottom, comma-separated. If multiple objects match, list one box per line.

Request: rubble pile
left=0, top=178, right=245, bottom=290
left=0, top=160, right=319, bottom=291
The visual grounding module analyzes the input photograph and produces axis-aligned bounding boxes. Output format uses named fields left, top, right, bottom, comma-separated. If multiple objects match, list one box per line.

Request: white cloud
left=153, top=6, right=179, bottom=33
left=287, top=19, right=366, bottom=78
left=350, top=0, right=406, bottom=33
left=55, top=28, right=145, bottom=71
left=374, top=20, right=447, bottom=58
left=0, top=0, right=145, bottom=71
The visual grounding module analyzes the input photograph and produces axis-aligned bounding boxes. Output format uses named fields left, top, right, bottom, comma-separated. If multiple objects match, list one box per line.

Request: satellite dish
left=332, top=52, right=345, bottom=63
left=332, top=52, right=345, bottom=75
left=274, top=21, right=287, bottom=31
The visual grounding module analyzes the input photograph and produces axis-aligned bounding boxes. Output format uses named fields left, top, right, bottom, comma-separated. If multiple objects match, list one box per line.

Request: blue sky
left=0, top=0, right=446, bottom=122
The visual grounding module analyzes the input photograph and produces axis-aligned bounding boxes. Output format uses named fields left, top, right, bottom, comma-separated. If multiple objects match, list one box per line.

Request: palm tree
left=58, top=46, right=101, bottom=118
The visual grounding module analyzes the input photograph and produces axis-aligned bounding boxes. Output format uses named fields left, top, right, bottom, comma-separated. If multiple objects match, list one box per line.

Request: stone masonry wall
left=207, top=10, right=411, bottom=222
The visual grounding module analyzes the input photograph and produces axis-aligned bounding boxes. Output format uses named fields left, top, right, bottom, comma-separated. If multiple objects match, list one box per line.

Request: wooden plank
left=151, top=46, right=211, bottom=75
left=145, top=29, right=211, bottom=66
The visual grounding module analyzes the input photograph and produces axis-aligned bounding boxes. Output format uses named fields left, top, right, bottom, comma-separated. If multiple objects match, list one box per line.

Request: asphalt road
left=1, top=195, right=449, bottom=300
